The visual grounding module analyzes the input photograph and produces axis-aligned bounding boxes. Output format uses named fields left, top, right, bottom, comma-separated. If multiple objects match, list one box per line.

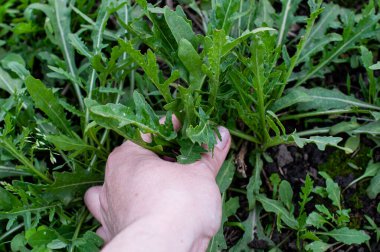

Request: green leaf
left=270, top=87, right=311, bottom=112
left=27, top=226, right=58, bottom=248
left=73, top=231, right=103, bottom=252
left=41, top=169, right=102, bottom=205
left=0, top=165, right=31, bottom=179
left=283, top=87, right=380, bottom=112
left=119, top=40, right=172, bottom=103
left=11, top=233, right=27, bottom=251
left=347, top=162, right=380, bottom=189
left=305, top=241, right=333, bottom=252
left=330, top=118, right=360, bottom=135
left=26, top=0, right=84, bottom=109
left=0, top=67, right=22, bottom=94
left=216, top=158, right=235, bottom=193
left=325, top=177, right=341, bottom=209
left=208, top=196, right=239, bottom=251
left=69, top=33, right=93, bottom=59
left=177, top=140, right=206, bottom=164
left=46, top=135, right=94, bottom=151
left=25, top=76, right=73, bottom=136
left=369, top=61, right=380, bottom=70
left=279, top=180, right=293, bottom=210
left=255, top=0, right=275, bottom=27
left=256, top=194, right=298, bottom=229
left=276, top=0, right=302, bottom=46
left=0, top=187, right=22, bottom=211
left=222, top=27, right=276, bottom=56
left=292, top=134, right=353, bottom=154
left=205, top=29, right=226, bottom=106
left=178, top=38, right=204, bottom=90
left=367, top=170, right=380, bottom=199
left=299, top=174, right=314, bottom=215
left=352, top=120, right=380, bottom=136
left=164, top=6, right=197, bottom=47
left=186, top=108, right=217, bottom=151
left=322, top=227, right=370, bottom=245
left=209, top=0, right=240, bottom=34
left=297, top=13, right=380, bottom=85
left=306, top=212, right=327, bottom=229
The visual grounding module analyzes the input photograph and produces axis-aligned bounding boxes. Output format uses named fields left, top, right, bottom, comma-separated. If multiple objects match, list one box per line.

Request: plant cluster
left=0, top=0, right=379, bottom=251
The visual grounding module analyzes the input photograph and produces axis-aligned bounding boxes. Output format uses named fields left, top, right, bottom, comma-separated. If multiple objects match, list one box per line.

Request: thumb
left=194, top=127, right=231, bottom=177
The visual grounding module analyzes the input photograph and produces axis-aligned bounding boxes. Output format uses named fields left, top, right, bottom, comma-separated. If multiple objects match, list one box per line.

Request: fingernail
left=216, top=127, right=230, bottom=150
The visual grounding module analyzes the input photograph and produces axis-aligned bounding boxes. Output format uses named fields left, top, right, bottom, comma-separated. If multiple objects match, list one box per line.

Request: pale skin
left=84, top=123, right=231, bottom=251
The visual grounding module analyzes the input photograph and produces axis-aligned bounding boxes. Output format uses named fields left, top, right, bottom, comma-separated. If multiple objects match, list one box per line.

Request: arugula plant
left=0, top=0, right=379, bottom=251
left=255, top=174, right=370, bottom=251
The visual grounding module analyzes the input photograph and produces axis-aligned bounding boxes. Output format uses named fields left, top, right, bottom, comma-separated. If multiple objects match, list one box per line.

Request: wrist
left=102, top=214, right=204, bottom=252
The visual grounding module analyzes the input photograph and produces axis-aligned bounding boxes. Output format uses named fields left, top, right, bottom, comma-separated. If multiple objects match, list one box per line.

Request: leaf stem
left=0, top=223, right=24, bottom=242
left=277, top=3, right=322, bottom=98
left=0, top=138, right=53, bottom=183
left=69, top=208, right=88, bottom=252
left=228, top=128, right=261, bottom=144
left=89, top=4, right=129, bottom=170
left=280, top=109, right=371, bottom=121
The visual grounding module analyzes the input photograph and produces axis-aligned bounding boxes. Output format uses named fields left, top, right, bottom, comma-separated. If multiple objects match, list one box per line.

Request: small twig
left=330, top=243, right=345, bottom=252
left=235, top=142, right=248, bottom=178
left=261, top=167, right=273, bottom=192
left=166, top=0, right=173, bottom=9
left=61, top=84, right=70, bottom=96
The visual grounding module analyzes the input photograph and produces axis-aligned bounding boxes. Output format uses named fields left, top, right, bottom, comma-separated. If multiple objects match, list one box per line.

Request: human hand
left=84, top=123, right=231, bottom=252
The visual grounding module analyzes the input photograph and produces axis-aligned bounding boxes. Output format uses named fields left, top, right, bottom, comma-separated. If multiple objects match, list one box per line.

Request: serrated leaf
left=25, top=76, right=72, bottom=135
left=46, top=135, right=94, bottom=151
left=297, top=13, right=380, bottom=85
left=186, top=108, right=217, bottom=151
left=42, top=168, right=102, bottom=205
left=256, top=194, right=298, bottom=229
left=69, top=33, right=93, bottom=58
left=322, top=227, right=370, bottom=245
left=292, top=134, right=353, bottom=154
left=176, top=140, right=206, bottom=164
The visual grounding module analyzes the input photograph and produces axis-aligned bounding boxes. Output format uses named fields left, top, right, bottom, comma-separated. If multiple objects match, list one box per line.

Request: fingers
left=96, top=226, right=110, bottom=243
left=84, top=186, right=103, bottom=222
left=140, top=114, right=181, bottom=143
left=192, top=127, right=231, bottom=177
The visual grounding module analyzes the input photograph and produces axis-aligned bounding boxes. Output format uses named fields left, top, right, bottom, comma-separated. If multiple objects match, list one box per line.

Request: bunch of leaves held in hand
left=1, top=0, right=380, bottom=251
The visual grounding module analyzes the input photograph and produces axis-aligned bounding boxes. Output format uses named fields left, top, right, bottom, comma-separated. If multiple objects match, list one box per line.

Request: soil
left=224, top=142, right=380, bottom=251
